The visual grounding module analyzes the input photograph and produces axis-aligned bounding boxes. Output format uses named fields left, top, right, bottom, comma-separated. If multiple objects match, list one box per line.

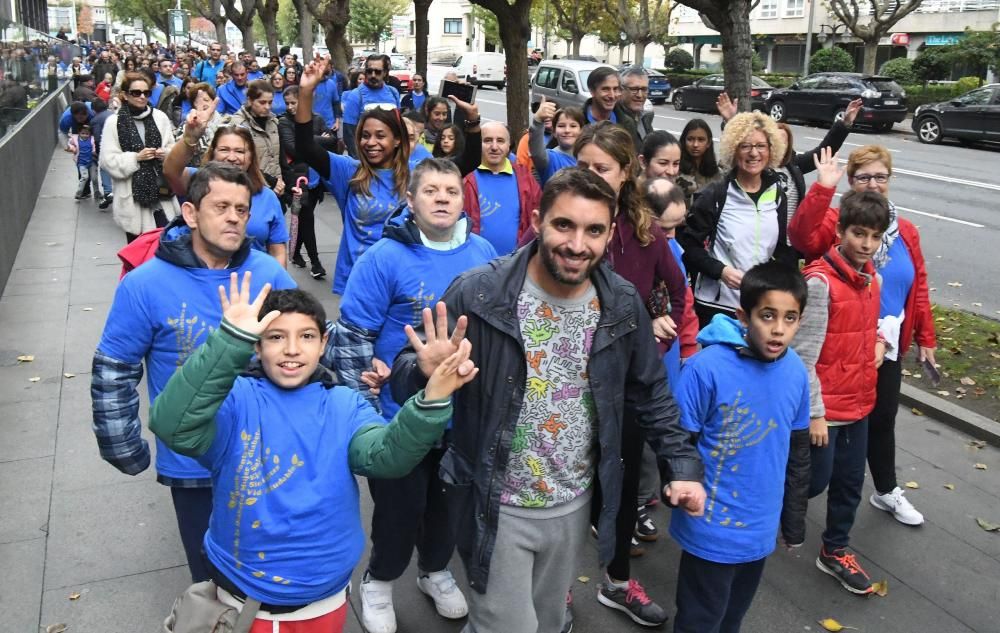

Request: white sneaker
left=360, top=573, right=397, bottom=633
left=870, top=487, right=925, bottom=526
left=417, top=569, right=469, bottom=619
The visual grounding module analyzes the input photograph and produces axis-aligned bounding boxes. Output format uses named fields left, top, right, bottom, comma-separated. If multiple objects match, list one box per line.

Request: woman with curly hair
left=572, top=120, right=687, bottom=628
left=677, top=111, right=795, bottom=327
left=294, top=59, right=412, bottom=294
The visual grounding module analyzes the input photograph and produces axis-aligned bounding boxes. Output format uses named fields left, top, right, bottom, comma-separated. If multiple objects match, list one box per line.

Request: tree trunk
left=324, top=25, right=351, bottom=72
left=257, top=0, right=280, bottom=57
left=499, top=15, right=531, bottom=142
left=241, top=27, right=254, bottom=53
left=300, top=10, right=314, bottom=59
left=215, top=19, right=227, bottom=50
left=571, top=34, right=582, bottom=57
left=414, top=0, right=432, bottom=78
left=634, top=40, right=647, bottom=66
left=862, top=40, right=878, bottom=74
left=713, top=7, right=752, bottom=113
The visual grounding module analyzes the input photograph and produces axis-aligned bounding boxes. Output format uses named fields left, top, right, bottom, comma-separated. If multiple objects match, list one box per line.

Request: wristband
left=182, top=136, right=199, bottom=148
left=464, top=118, right=481, bottom=128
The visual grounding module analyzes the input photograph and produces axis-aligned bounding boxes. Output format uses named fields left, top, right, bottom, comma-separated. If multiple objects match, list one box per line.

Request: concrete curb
left=899, top=382, right=1000, bottom=446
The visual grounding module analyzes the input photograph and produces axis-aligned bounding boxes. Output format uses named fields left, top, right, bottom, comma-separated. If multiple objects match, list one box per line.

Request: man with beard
left=391, top=167, right=706, bottom=633
left=216, top=62, right=251, bottom=114
left=341, top=54, right=400, bottom=157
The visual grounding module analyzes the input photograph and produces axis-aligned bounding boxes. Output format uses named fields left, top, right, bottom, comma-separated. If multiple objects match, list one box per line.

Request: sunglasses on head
left=363, top=103, right=398, bottom=113
left=128, top=89, right=152, bottom=97
left=364, top=67, right=384, bottom=76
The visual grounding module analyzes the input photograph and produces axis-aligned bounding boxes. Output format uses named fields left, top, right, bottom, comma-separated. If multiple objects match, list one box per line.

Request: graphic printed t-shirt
left=501, top=276, right=601, bottom=509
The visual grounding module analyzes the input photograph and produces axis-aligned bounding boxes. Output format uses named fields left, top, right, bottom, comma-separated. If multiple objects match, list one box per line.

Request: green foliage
left=809, top=46, right=854, bottom=73
left=751, top=50, right=765, bottom=72
left=912, top=47, right=951, bottom=83
left=107, top=0, right=181, bottom=35
left=879, top=57, right=916, bottom=84
left=277, top=0, right=299, bottom=46
left=348, top=0, right=408, bottom=45
left=664, top=48, right=694, bottom=72
left=955, top=75, right=982, bottom=92
left=471, top=5, right=500, bottom=47
left=945, top=27, right=1000, bottom=75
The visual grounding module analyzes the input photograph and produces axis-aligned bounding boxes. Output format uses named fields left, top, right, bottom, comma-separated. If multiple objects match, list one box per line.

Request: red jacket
left=789, top=182, right=936, bottom=357
left=117, top=228, right=163, bottom=279
left=804, top=247, right=881, bottom=422
left=462, top=164, right=541, bottom=242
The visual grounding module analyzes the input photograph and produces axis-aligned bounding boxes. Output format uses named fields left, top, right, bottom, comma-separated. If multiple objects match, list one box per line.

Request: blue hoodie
left=669, top=314, right=810, bottom=564
left=96, top=221, right=296, bottom=483
left=337, top=208, right=497, bottom=419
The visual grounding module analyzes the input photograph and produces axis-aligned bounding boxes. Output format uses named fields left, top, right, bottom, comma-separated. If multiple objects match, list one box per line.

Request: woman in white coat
left=100, top=71, right=180, bottom=242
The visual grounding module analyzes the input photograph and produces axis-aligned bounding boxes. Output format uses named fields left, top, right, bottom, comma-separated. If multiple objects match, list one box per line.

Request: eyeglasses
left=853, top=173, right=890, bottom=184
left=127, top=89, right=152, bottom=98
left=737, top=142, right=770, bottom=153
left=624, top=86, right=649, bottom=94
left=365, top=67, right=384, bottom=76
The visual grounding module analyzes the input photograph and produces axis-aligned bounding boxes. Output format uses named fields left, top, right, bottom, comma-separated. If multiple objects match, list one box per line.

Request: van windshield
left=578, top=71, right=592, bottom=92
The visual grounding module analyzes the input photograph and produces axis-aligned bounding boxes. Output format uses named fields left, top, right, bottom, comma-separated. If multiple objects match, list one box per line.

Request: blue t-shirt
left=312, top=78, right=340, bottom=128
left=217, top=81, right=248, bottom=115
left=670, top=337, right=810, bottom=564
left=408, top=144, right=433, bottom=170
left=246, top=188, right=289, bottom=252
left=157, top=74, right=183, bottom=89
left=97, top=237, right=296, bottom=482
left=539, top=149, right=577, bottom=186
left=339, top=227, right=497, bottom=419
left=342, top=84, right=401, bottom=126
left=321, top=152, right=405, bottom=294
left=472, top=169, right=521, bottom=255
left=586, top=108, right=617, bottom=124
left=664, top=238, right=686, bottom=389
left=271, top=91, right=287, bottom=117
left=877, top=238, right=914, bottom=320
left=410, top=91, right=426, bottom=111
left=194, top=59, right=226, bottom=86
left=200, top=378, right=379, bottom=605
left=76, top=136, right=95, bottom=167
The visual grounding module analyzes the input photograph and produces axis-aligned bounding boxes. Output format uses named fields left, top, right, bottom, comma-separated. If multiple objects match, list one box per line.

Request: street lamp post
left=803, top=0, right=816, bottom=76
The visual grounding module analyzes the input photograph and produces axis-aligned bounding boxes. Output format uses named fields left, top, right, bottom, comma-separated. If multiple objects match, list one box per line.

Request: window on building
left=410, top=21, right=415, bottom=36
left=758, top=0, right=778, bottom=18
left=444, top=18, right=462, bottom=34
left=785, top=0, right=804, bottom=17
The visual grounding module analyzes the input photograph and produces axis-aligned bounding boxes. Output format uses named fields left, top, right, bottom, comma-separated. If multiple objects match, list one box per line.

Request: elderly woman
left=100, top=71, right=179, bottom=242
left=677, top=111, right=794, bottom=327
left=789, top=144, right=937, bottom=527
left=228, top=79, right=284, bottom=195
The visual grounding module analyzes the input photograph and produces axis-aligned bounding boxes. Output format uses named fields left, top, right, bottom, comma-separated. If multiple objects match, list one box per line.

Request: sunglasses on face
left=365, top=67, right=384, bottom=76
left=128, top=89, right=152, bottom=98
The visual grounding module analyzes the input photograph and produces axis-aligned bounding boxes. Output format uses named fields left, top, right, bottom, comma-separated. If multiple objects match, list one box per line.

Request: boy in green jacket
left=150, top=272, right=478, bottom=631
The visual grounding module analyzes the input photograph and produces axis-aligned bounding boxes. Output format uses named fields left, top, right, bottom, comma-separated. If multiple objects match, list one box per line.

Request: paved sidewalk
left=1, top=152, right=998, bottom=633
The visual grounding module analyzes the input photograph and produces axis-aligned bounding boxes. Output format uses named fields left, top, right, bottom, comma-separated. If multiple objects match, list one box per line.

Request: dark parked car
left=672, top=74, right=773, bottom=113
left=617, top=65, right=672, bottom=104
left=912, top=84, right=1000, bottom=144
left=767, top=72, right=907, bottom=131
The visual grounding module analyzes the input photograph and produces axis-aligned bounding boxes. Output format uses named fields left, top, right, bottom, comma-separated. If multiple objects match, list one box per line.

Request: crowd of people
left=84, top=41, right=937, bottom=633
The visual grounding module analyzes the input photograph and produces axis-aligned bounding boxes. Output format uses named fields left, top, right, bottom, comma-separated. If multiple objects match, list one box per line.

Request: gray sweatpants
left=463, top=490, right=592, bottom=633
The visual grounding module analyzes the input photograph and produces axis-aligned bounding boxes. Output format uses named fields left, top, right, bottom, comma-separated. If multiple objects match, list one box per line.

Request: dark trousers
left=366, top=446, right=455, bottom=581
left=694, top=302, right=737, bottom=330
left=673, top=551, right=766, bottom=633
left=593, top=413, right=644, bottom=581
left=867, top=360, right=902, bottom=494
left=293, top=189, right=321, bottom=264
left=170, top=486, right=213, bottom=582
left=809, top=418, right=869, bottom=549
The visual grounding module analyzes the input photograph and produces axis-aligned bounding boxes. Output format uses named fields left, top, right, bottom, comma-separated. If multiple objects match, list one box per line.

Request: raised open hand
left=299, top=59, right=326, bottom=92
left=843, top=98, right=863, bottom=127
left=716, top=92, right=738, bottom=121
left=813, top=146, right=845, bottom=189
left=217, top=272, right=280, bottom=336
left=424, top=338, right=479, bottom=401
left=403, top=301, right=469, bottom=378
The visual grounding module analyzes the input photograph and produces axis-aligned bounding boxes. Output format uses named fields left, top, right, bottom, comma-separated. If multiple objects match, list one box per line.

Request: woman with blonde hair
left=677, top=111, right=794, bottom=326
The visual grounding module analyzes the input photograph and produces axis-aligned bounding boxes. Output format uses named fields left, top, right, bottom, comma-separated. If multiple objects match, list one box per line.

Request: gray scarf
left=873, top=199, right=900, bottom=270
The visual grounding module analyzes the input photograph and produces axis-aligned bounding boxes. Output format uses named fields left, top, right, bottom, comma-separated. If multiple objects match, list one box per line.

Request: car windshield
left=868, top=79, right=903, bottom=93
left=578, top=70, right=593, bottom=92
left=751, top=76, right=771, bottom=88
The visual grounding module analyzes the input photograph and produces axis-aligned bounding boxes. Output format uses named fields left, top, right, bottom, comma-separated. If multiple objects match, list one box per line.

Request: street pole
left=803, top=0, right=816, bottom=76
left=543, top=0, right=549, bottom=58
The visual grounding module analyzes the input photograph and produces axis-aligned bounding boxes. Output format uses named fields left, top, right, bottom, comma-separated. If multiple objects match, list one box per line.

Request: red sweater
left=789, top=182, right=937, bottom=356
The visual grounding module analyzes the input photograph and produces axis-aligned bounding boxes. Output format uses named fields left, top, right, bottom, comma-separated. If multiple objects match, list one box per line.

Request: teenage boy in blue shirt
left=150, top=278, right=479, bottom=632
left=670, top=262, right=812, bottom=633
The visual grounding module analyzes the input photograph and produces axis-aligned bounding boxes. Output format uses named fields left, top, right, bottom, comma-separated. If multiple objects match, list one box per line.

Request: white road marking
left=475, top=96, right=509, bottom=106
left=805, top=137, right=901, bottom=152
left=831, top=193, right=984, bottom=228
left=829, top=157, right=1000, bottom=192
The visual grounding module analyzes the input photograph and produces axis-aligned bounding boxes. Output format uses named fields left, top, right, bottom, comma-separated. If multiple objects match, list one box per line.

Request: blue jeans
left=809, top=418, right=869, bottom=549
left=100, top=166, right=112, bottom=196
left=674, top=551, right=767, bottom=633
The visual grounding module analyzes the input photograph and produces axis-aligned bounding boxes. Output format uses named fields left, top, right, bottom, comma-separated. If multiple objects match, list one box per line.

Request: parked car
left=617, top=65, right=672, bottom=104
left=672, top=74, right=773, bottom=113
left=452, top=52, right=506, bottom=89
left=767, top=72, right=907, bottom=131
left=530, top=59, right=617, bottom=111
left=911, top=84, right=1000, bottom=144
left=389, top=54, right=412, bottom=92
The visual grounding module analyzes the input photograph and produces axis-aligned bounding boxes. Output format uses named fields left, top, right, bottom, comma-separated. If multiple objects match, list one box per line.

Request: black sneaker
left=74, top=192, right=85, bottom=200
left=98, top=194, right=112, bottom=210
left=816, top=546, right=874, bottom=595
left=629, top=536, right=646, bottom=557
left=310, top=262, right=327, bottom=280
left=635, top=506, right=658, bottom=542
left=597, top=579, right=668, bottom=627
left=291, top=253, right=307, bottom=268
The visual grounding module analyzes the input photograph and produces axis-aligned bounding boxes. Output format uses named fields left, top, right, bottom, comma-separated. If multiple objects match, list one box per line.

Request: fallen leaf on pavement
left=936, top=390, right=950, bottom=397
left=82, top=307, right=93, bottom=311
left=943, top=484, right=955, bottom=490
left=871, top=579, right=889, bottom=597
left=577, top=576, right=590, bottom=583
left=68, top=592, right=81, bottom=600
left=63, top=373, right=75, bottom=379
left=904, top=481, right=919, bottom=489
left=818, top=618, right=857, bottom=631
left=901, top=368, right=912, bottom=376
left=955, top=387, right=967, bottom=395
left=975, top=388, right=986, bottom=396
left=976, top=518, right=1000, bottom=532
left=968, top=440, right=987, bottom=449
left=29, top=377, right=41, bottom=382
left=45, top=625, right=68, bottom=633
left=910, top=407, right=923, bottom=416
left=45, top=242, right=58, bottom=246
left=947, top=281, right=963, bottom=287
left=960, top=377, right=976, bottom=386
left=974, top=463, right=988, bottom=470
left=16, top=355, right=34, bottom=362
left=972, top=302, right=983, bottom=307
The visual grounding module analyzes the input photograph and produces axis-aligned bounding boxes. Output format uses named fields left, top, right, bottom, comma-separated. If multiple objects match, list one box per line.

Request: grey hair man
left=620, top=66, right=655, bottom=141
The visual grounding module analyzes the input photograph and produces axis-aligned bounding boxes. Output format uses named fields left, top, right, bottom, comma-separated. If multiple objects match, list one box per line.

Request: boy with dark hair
left=71, top=124, right=99, bottom=201
left=794, top=189, right=891, bottom=595
left=151, top=279, right=478, bottom=632
left=670, top=261, right=812, bottom=633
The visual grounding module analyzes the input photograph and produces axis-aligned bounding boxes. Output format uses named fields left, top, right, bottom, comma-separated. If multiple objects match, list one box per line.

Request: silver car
left=530, top=60, right=617, bottom=112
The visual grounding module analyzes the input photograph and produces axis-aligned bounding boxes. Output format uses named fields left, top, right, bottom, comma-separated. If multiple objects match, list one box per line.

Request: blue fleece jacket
left=670, top=315, right=810, bottom=564
left=217, top=81, right=249, bottom=115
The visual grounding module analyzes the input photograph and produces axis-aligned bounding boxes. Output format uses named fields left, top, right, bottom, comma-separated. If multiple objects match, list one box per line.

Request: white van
left=452, top=52, right=506, bottom=89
